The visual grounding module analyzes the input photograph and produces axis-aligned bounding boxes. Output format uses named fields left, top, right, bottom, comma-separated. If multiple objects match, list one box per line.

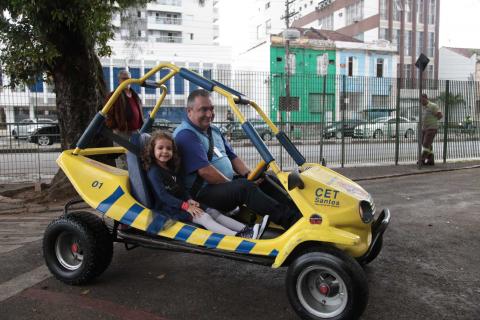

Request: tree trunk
left=40, top=40, right=112, bottom=201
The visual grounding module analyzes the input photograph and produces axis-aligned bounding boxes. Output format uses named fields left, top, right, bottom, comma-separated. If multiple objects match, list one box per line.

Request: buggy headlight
left=359, top=200, right=375, bottom=223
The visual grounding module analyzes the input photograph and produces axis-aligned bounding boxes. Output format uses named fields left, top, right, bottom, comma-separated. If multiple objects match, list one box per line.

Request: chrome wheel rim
left=296, top=265, right=348, bottom=318
left=55, top=231, right=83, bottom=271
left=38, top=136, right=50, bottom=146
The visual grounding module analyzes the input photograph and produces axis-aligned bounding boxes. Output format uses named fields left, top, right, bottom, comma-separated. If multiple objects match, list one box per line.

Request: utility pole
left=280, top=0, right=297, bottom=132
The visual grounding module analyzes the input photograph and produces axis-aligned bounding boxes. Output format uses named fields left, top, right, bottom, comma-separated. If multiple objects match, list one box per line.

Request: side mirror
left=288, top=169, right=305, bottom=191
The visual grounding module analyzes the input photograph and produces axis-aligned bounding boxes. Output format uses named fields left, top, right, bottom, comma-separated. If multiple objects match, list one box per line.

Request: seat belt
left=190, top=127, right=214, bottom=198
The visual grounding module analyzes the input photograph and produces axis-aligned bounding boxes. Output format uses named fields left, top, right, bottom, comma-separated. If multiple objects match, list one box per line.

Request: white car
left=354, top=116, right=417, bottom=139
left=11, top=118, right=57, bottom=139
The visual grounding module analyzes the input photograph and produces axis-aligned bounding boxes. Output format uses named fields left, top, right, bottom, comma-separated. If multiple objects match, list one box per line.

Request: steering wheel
left=247, top=160, right=268, bottom=181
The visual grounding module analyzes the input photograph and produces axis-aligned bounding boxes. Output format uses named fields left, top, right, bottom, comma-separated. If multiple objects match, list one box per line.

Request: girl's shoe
left=236, top=225, right=259, bottom=239
left=257, top=215, right=269, bottom=239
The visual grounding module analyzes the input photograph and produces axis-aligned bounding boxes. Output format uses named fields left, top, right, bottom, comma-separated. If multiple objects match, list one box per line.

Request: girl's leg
left=205, top=208, right=246, bottom=232
left=192, top=213, right=236, bottom=236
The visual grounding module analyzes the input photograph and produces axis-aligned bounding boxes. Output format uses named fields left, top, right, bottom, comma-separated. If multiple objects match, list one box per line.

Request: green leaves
left=0, top=0, right=151, bottom=84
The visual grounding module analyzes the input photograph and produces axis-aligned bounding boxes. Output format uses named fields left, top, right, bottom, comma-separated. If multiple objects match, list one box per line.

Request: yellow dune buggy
left=43, top=63, right=390, bottom=320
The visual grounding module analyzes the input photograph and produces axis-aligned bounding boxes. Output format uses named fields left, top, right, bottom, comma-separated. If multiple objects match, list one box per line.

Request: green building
left=270, top=41, right=336, bottom=123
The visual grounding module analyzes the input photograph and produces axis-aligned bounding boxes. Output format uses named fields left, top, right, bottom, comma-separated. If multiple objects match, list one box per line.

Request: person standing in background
left=420, top=94, right=442, bottom=166
left=105, top=69, right=144, bottom=168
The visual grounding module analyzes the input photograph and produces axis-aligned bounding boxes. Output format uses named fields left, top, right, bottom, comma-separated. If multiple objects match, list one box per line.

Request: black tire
left=358, top=237, right=383, bottom=266
left=12, top=130, right=18, bottom=139
left=286, top=249, right=368, bottom=320
left=43, top=211, right=113, bottom=285
left=262, top=131, right=273, bottom=141
left=373, top=129, right=383, bottom=139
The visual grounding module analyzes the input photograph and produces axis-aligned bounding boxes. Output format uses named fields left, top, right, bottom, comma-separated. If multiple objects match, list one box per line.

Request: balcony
left=147, top=16, right=183, bottom=31
left=150, top=35, right=183, bottom=43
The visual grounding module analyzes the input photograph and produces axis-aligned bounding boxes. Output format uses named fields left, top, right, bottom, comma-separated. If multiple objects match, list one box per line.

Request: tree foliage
left=437, top=92, right=465, bottom=107
left=0, top=0, right=148, bottom=85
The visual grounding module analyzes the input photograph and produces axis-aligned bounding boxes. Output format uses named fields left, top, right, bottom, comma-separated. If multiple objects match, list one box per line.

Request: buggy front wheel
left=286, top=250, right=368, bottom=320
left=43, top=211, right=113, bottom=285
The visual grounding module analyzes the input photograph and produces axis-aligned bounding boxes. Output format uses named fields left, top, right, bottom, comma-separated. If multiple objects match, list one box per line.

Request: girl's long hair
left=142, top=131, right=180, bottom=172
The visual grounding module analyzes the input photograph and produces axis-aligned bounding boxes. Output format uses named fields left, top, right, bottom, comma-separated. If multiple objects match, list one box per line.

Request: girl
left=143, top=131, right=268, bottom=239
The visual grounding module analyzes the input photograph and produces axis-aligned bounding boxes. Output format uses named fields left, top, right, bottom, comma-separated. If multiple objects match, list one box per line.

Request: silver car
left=11, top=118, right=57, bottom=139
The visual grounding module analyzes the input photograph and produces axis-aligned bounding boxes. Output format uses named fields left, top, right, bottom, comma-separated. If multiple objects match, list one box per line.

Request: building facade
left=269, top=28, right=397, bottom=122
left=0, top=0, right=233, bottom=124
left=292, top=0, right=440, bottom=80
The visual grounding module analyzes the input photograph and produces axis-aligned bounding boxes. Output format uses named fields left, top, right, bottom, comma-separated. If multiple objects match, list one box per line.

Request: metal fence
left=1, top=73, right=479, bottom=183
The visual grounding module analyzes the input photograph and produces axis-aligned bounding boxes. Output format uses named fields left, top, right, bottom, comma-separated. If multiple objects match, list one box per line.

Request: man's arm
left=198, top=165, right=230, bottom=184
left=231, top=157, right=250, bottom=177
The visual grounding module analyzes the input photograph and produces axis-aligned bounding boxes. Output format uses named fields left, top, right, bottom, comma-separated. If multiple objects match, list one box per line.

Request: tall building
left=112, top=0, right=220, bottom=45
left=0, top=0, right=233, bottom=123
left=292, top=0, right=440, bottom=80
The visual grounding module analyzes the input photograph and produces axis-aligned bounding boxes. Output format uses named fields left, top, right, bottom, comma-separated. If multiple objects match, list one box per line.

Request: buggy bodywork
left=44, top=63, right=390, bottom=320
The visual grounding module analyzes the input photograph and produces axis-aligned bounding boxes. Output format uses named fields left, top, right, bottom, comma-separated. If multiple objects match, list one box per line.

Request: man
left=420, top=94, right=442, bottom=165
left=173, top=89, right=300, bottom=230
left=106, top=69, right=144, bottom=168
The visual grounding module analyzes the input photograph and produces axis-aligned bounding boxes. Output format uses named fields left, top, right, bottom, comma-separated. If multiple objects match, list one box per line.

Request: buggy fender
left=272, top=226, right=360, bottom=268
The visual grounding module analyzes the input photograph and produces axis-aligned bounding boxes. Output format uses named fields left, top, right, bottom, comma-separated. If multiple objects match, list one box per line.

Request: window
left=137, top=11, right=141, bottom=18
left=256, top=24, right=262, bottom=39
left=346, top=0, right=364, bottom=25
left=265, top=19, right=271, bottom=34
left=405, top=0, right=413, bottom=22
left=380, top=0, right=387, bottom=19
left=417, top=0, right=424, bottom=23
left=318, top=14, right=333, bottom=30
left=308, top=93, right=335, bottom=113
left=348, top=57, right=354, bottom=76
left=379, top=28, right=388, bottom=40
left=376, top=58, right=384, bottom=78
left=404, top=31, right=412, bottom=55
left=316, top=54, right=329, bottom=75
left=190, top=33, right=194, bottom=40
left=427, top=32, right=435, bottom=57
left=429, top=0, right=436, bottom=24
left=265, top=2, right=270, bottom=9
left=138, top=30, right=142, bottom=37
left=285, top=53, right=296, bottom=75
left=416, top=31, right=424, bottom=57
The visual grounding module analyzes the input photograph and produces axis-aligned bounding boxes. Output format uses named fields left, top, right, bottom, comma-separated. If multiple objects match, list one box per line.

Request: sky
left=439, top=0, right=480, bottom=49
left=218, top=0, right=480, bottom=53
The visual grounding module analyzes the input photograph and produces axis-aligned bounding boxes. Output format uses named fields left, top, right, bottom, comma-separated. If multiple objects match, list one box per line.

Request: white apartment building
left=1, top=0, right=233, bottom=123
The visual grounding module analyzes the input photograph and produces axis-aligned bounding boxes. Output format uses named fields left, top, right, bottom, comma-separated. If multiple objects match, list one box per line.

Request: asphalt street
left=0, top=167, right=479, bottom=319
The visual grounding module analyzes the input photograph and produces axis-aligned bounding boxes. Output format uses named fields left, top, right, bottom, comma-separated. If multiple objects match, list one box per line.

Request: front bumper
left=358, top=208, right=390, bottom=262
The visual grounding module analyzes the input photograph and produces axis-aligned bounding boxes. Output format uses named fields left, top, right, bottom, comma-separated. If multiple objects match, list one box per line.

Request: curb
left=352, top=164, right=480, bottom=181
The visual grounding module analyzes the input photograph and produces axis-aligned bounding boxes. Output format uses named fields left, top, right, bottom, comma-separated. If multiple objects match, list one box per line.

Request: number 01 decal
left=91, top=180, right=103, bottom=189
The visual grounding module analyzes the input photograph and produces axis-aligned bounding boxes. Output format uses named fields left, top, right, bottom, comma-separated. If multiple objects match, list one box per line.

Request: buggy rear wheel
left=43, top=211, right=113, bottom=285
left=286, top=250, right=368, bottom=320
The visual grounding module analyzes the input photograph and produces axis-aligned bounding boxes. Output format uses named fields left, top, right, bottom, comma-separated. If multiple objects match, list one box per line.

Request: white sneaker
left=252, top=224, right=260, bottom=239
left=258, top=215, right=269, bottom=239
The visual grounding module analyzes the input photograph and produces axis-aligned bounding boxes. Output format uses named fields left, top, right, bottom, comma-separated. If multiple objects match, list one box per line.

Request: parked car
left=220, top=119, right=273, bottom=141
left=151, top=118, right=178, bottom=133
left=354, top=117, right=416, bottom=139
left=323, top=119, right=366, bottom=139
left=11, top=118, right=57, bottom=139
left=27, top=124, right=60, bottom=146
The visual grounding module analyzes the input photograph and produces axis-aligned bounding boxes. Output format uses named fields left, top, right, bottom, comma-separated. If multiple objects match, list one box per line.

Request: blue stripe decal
left=120, top=203, right=144, bottom=225
left=204, top=233, right=225, bottom=248
left=269, top=249, right=279, bottom=257
left=174, top=225, right=197, bottom=241
left=235, top=240, right=256, bottom=254
left=146, top=212, right=169, bottom=234
left=96, top=186, right=124, bottom=214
